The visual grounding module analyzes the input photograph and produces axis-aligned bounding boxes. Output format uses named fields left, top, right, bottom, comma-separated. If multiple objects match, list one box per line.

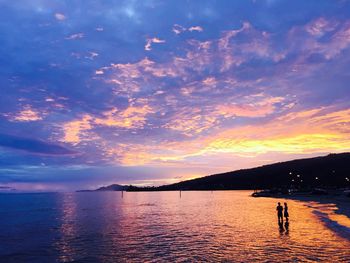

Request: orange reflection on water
left=49, top=191, right=350, bottom=262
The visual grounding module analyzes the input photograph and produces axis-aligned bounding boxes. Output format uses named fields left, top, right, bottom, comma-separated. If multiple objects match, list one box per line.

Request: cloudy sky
left=1, top=0, right=350, bottom=191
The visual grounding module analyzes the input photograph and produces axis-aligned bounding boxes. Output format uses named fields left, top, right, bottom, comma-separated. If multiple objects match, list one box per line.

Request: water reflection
left=40, top=191, right=350, bottom=262
left=56, top=193, right=78, bottom=262
left=278, top=221, right=289, bottom=235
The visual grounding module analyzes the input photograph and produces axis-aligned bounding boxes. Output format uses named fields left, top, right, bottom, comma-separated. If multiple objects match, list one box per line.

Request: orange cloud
left=163, top=109, right=218, bottom=136
left=216, top=96, right=283, bottom=118
left=82, top=19, right=350, bottom=169
left=61, top=115, right=92, bottom=145
left=103, top=107, right=350, bottom=166
left=198, top=107, right=350, bottom=156
left=95, top=105, right=154, bottom=129
left=162, top=94, right=284, bottom=136
left=60, top=103, right=154, bottom=144
left=6, top=105, right=44, bottom=122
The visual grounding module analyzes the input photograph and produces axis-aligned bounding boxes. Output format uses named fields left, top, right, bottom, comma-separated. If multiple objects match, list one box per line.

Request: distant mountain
left=77, top=184, right=129, bottom=192
left=95, top=184, right=129, bottom=191
left=80, top=153, right=350, bottom=192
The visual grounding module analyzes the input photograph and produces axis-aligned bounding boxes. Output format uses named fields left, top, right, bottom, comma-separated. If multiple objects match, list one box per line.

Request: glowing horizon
left=1, top=0, right=350, bottom=191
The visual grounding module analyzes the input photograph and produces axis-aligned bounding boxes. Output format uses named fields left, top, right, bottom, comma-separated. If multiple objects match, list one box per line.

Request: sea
left=0, top=191, right=349, bottom=262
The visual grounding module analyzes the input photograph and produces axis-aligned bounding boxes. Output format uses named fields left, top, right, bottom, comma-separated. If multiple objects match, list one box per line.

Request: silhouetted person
left=276, top=202, right=283, bottom=224
left=284, top=202, right=289, bottom=222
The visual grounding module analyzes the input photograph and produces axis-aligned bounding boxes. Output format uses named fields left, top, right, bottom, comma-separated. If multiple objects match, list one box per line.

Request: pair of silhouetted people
left=276, top=202, right=289, bottom=224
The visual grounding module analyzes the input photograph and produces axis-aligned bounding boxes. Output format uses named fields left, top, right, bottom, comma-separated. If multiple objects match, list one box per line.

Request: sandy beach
left=271, top=193, right=350, bottom=217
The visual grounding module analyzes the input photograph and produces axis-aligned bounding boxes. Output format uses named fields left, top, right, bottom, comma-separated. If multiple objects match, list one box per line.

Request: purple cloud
left=0, top=134, right=78, bottom=156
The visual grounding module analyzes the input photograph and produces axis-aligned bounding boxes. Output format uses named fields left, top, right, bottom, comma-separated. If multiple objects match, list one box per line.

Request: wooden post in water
left=180, top=190, right=181, bottom=198
left=122, top=190, right=124, bottom=198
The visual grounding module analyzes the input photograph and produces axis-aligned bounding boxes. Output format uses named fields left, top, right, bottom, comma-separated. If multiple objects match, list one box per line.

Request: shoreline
left=277, top=194, right=350, bottom=219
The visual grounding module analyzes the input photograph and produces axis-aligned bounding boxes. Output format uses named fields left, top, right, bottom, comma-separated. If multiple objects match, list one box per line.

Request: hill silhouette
left=77, top=184, right=128, bottom=192
left=157, top=153, right=350, bottom=191
left=81, top=153, right=350, bottom=192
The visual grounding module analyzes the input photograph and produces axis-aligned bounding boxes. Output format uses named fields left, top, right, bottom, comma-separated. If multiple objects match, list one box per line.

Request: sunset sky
left=1, top=0, right=350, bottom=191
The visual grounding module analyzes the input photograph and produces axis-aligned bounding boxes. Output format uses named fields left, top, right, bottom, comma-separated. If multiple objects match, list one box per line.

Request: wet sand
left=276, top=194, right=350, bottom=218
left=267, top=193, right=350, bottom=242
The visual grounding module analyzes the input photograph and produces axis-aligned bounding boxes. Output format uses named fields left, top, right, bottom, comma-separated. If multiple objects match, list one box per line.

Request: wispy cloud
left=172, top=24, right=186, bottom=34
left=65, top=33, right=84, bottom=40
left=54, top=13, right=66, bottom=21
left=173, top=24, right=204, bottom=34
left=188, top=26, right=203, bottom=32
left=108, top=107, right=350, bottom=166
left=144, top=37, right=166, bottom=51
left=60, top=101, right=154, bottom=145
left=4, top=105, right=44, bottom=122
left=0, top=134, right=77, bottom=155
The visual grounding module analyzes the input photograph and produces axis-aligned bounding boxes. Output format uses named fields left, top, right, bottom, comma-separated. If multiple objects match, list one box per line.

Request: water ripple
left=0, top=191, right=349, bottom=262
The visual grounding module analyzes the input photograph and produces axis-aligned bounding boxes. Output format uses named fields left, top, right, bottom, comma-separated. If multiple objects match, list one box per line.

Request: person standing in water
left=284, top=202, right=289, bottom=222
left=276, top=202, right=283, bottom=224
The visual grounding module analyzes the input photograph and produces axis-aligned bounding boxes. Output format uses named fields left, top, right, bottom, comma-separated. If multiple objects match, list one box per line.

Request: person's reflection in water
left=279, top=222, right=284, bottom=234
left=284, top=202, right=289, bottom=222
left=276, top=202, right=284, bottom=224
left=284, top=221, right=289, bottom=235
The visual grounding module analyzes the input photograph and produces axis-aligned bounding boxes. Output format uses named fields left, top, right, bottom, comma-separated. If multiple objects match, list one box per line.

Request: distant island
left=78, top=153, right=350, bottom=192
left=78, top=184, right=129, bottom=192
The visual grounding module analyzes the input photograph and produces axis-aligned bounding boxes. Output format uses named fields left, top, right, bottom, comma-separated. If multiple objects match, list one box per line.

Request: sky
left=0, top=0, right=350, bottom=191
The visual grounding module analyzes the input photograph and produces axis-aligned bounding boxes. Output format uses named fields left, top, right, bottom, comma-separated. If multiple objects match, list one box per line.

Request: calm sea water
left=0, top=191, right=349, bottom=262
